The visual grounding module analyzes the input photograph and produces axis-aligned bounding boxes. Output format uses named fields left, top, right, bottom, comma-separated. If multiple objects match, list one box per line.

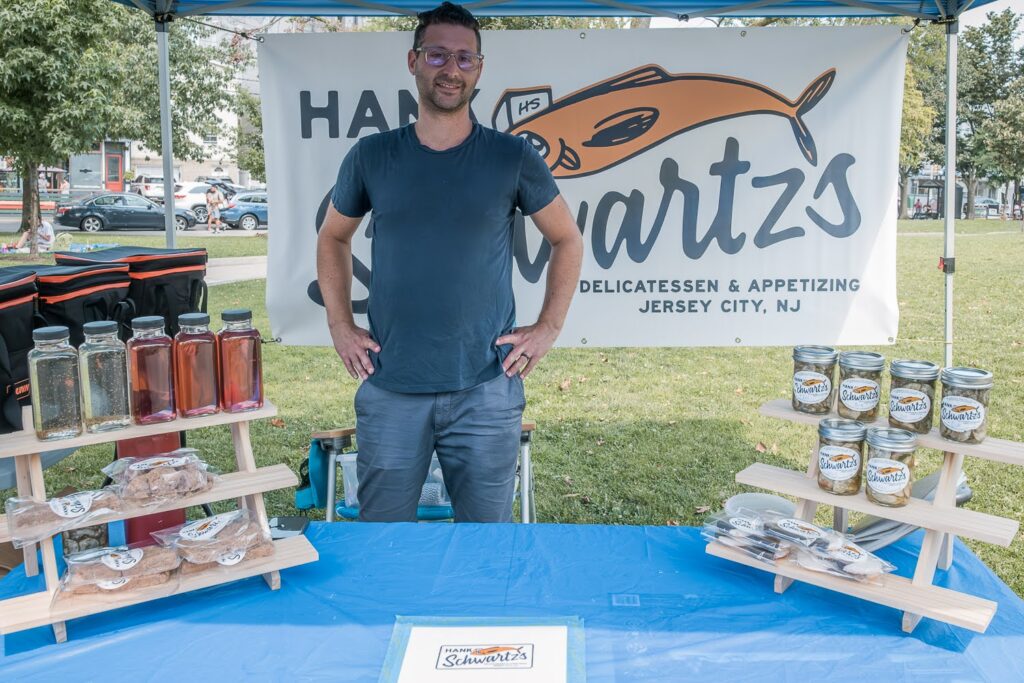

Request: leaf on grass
left=666, top=520, right=680, bottom=526
left=770, top=443, right=779, bottom=454
left=270, top=418, right=286, bottom=428
left=563, top=492, right=580, bottom=498
left=579, top=376, right=588, bottom=383
left=581, top=495, right=592, bottom=504
left=668, top=420, right=677, bottom=426
left=559, top=378, right=572, bottom=391
left=596, top=438, right=605, bottom=446
left=695, top=506, right=711, bottom=514
left=735, top=387, right=744, bottom=395
left=586, top=449, right=594, bottom=456
left=563, top=475, right=574, bottom=487
left=754, top=442, right=767, bottom=453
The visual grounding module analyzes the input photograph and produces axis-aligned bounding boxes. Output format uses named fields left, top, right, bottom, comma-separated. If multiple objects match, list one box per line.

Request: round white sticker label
left=828, top=543, right=867, bottom=564
left=129, top=456, right=189, bottom=472
left=100, top=548, right=144, bottom=571
left=216, top=549, right=247, bottom=566
left=940, top=396, right=985, bottom=433
left=818, top=445, right=861, bottom=482
left=98, top=577, right=131, bottom=591
left=180, top=511, right=241, bottom=541
left=793, top=371, right=832, bottom=405
left=839, top=378, right=880, bottom=412
left=776, top=518, right=824, bottom=540
left=889, top=388, right=931, bottom=424
left=866, top=458, right=911, bottom=495
left=728, top=517, right=760, bottom=532
left=48, top=492, right=96, bottom=519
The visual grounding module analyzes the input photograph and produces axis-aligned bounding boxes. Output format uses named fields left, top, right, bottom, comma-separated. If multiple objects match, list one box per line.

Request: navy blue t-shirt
left=331, top=123, right=559, bottom=393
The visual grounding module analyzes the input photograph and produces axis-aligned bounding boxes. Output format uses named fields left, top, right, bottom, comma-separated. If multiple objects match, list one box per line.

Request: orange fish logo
left=829, top=454, right=855, bottom=463
left=470, top=646, right=522, bottom=656
left=801, top=378, right=825, bottom=387
left=493, top=65, right=836, bottom=178
left=952, top=404, right=976, bottom=413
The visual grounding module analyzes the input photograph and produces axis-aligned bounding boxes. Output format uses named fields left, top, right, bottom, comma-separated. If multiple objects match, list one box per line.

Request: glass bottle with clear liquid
left=127, top=316, right=176, bottom=424
left=28, top=326, right=83, bottom=440
left=174, top=312, right=219, bottom=417
left=218, top=308, right=264, bottom=413
left=79, top=320, right=131, bottom=433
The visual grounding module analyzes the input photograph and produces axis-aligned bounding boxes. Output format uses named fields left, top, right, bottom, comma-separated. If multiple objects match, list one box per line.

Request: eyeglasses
left=416, top=46, right=484, bottom=71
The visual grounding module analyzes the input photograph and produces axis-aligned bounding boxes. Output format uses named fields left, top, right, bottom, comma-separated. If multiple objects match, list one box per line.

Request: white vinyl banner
left=259, top=27, right=906, bottom=347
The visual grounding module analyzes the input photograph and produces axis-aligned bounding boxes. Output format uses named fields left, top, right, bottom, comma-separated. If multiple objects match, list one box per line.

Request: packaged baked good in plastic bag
left=151, top=509, right=270, bottom=565
left=702, top=509, right=791, bottom=563
left=58, top=543, right=181, bottom=596
left=761, top=513, right=845, bottom=551
left=5, top=488, right=122, bottom=549
left=101, top=448, right=217, bottom=506
left=793, top=539, right=896, bottom=582
left=179, top=540, right=276, bottom=575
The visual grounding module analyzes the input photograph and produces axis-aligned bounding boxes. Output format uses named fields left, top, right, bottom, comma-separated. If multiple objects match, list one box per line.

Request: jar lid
left=819, top=418, right=867, bottom=442
left=890, top=359, right=939, bottom=381
left=179, top=312, right=210, bottom=326
left=33, top=325, right=69, bottom=342
left=941, top=366, right=993, bottom=389
left=839, top=351, right=885, bottom=372
left=83, top=321, right=118, bottom=336
left=131, top=315, right=165, bottom=330
left=793, top=345, right=837, bottom=364
left=222, top=308, right=253, bottom=322
left=866, top=427, right=917, bottom=452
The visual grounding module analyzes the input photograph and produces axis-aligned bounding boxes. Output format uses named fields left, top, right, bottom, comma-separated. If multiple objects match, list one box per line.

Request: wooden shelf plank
left=2, top=464, right=298, bottom=547
left=0, top=535, right=318, bottom=635
left=759, top=399, right=1024, bottom=466
left=736, top=463, right=1019, bottom=547
left=705, top=541, right=996, bottom=633
left=0, top=401, right=279, bottom=461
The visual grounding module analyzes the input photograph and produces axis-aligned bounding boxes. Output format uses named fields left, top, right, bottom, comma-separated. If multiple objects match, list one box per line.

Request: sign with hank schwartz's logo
left=436, top=643, right=534, bottom=670
left=260, top=27, right=905, bottom=347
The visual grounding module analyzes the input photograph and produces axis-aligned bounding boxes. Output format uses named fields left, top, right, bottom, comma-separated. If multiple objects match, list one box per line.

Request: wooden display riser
left=707, top=399, right=1024, bottom=634
left=0, top=399, right=317, bottom=643
left=0, top=535, right=318, bottom=636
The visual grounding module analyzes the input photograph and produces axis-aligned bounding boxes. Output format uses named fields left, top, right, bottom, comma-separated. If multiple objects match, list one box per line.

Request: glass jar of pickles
left=888, top=360, right=939, bottom=434
left=939, top=367, right=992, bottom=444
left=817, top=418, right=866, bottom=495
left=837, top=351, right=884, bottom=421
left=792, top=345, right=837, bottom=415
left=865, top=427, right=916, bottom=507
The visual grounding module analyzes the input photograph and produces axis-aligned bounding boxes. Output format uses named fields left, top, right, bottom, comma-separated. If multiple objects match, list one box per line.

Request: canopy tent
left=110, top=0, right=999, bottom=367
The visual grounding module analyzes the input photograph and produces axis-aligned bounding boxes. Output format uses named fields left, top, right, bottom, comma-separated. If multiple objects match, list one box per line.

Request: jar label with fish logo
left=98, top=577, right=131, bottom=591
left=889, top=388, right=930, bottom=423
left=129, top=456, right=190, bottom=472
left=866, top=458, right=910, bottom=495
left=818, top=446, right=861, bottom=482
left=793, top=371, right=832, bottom=405
left=840, top=378, right=880, bottom=412
left=101, top=548, right=144, bottom=571
left=776, top=518, right=825, bottom=540
left=728, top=517, right=760, bottom=533
left=217, top=549, right=247, bottom=566
left=180, top=511, right=241, bottom=541
left=940, top=396, right=985, bottom=432
left=49, top=491, right=97, bottom=518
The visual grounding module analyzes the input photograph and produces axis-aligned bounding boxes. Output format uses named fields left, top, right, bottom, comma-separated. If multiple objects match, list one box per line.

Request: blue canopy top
left=116, top=0, right=995, bottom=21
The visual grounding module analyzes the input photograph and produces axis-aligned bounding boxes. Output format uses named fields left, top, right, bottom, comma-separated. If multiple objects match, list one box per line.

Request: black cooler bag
left=34, top=263, right=133, bottom=346
left=0, top=269, right=39, bottom=433
left=55, top=247, right=207, bottom=338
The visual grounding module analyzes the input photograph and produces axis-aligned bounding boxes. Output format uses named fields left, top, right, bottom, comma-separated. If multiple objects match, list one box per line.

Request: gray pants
left=354, top=373, right=526, bottom=522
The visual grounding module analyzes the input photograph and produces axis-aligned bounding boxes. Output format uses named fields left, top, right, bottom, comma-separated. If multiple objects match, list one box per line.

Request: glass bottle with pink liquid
left=174, top=312, right=219, bottom=417
left=218, top=308, right=263, bottom=413
left=127, top=316, right=176, bottom=424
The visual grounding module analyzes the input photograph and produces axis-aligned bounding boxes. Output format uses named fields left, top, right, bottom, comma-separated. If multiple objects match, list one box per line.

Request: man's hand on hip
left=330, top=321, right=380, bottom=380
left=496, top=320, right=560, bottom=379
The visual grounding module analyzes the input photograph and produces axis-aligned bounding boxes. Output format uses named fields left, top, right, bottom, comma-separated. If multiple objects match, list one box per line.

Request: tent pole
left=157, top=19, right=177, bottom=248
left=943, top=20, right=957, bottom=368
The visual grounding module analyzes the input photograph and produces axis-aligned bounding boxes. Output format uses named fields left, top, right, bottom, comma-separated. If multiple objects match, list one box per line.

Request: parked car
left=972, top=197, right=1000, bottom=218
left=173, top=182, right=216, bottom=223
left=132, top=174, right=168, bottom=202
left=55, top=193, right=197, bottom=232
left=221, top=192, right=268, bottom=231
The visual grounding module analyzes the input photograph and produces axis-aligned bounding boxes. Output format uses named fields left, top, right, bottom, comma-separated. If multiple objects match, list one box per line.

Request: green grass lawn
left=0, top=233, right=267, bottom=263
left=4, top=220, right=1024, bottom=596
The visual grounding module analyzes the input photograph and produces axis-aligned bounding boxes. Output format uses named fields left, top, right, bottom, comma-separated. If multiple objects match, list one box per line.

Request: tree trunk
left=898, top=169, right=911, bottom=219
left=965, top=173, right=977, bottom=220
left=20, top=160, right=40, bottom=256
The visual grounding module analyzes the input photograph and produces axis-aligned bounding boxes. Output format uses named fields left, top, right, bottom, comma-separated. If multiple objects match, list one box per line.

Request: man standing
left=317, top=2, right=583, bottom=523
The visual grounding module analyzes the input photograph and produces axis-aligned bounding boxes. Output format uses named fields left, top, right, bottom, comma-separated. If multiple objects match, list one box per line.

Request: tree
left=898, top=64, right=936, bottom=218
left=980, top=88, right=1024, bottom=219
left=232, top=88, right=265, bottom=183
left=0, top=1, right=237, bottom=251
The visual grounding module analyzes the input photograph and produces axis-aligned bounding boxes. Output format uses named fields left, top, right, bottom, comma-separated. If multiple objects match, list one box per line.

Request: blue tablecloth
left=2, top=523, right=1024, bottom=681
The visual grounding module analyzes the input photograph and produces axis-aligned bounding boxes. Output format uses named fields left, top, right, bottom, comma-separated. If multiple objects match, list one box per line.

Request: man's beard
left=416, top=70, right=472, bottom=114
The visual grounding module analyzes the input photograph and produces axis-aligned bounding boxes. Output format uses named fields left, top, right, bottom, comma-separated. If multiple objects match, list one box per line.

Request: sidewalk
left=207, top=255, right=267, bottom=285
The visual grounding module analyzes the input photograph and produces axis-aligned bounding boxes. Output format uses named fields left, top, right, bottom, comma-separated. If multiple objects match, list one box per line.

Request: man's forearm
left=316, top=231, right=356, bottom=330
left=537, top=235, right=583, bottom=332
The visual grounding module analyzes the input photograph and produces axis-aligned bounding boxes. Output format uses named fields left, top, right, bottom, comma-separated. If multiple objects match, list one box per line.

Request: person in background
left=60, top=178, right=70, bottom=198
left=205, top=186, right=226, bottom=233
left=12, top=218, right=55, bottom=252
